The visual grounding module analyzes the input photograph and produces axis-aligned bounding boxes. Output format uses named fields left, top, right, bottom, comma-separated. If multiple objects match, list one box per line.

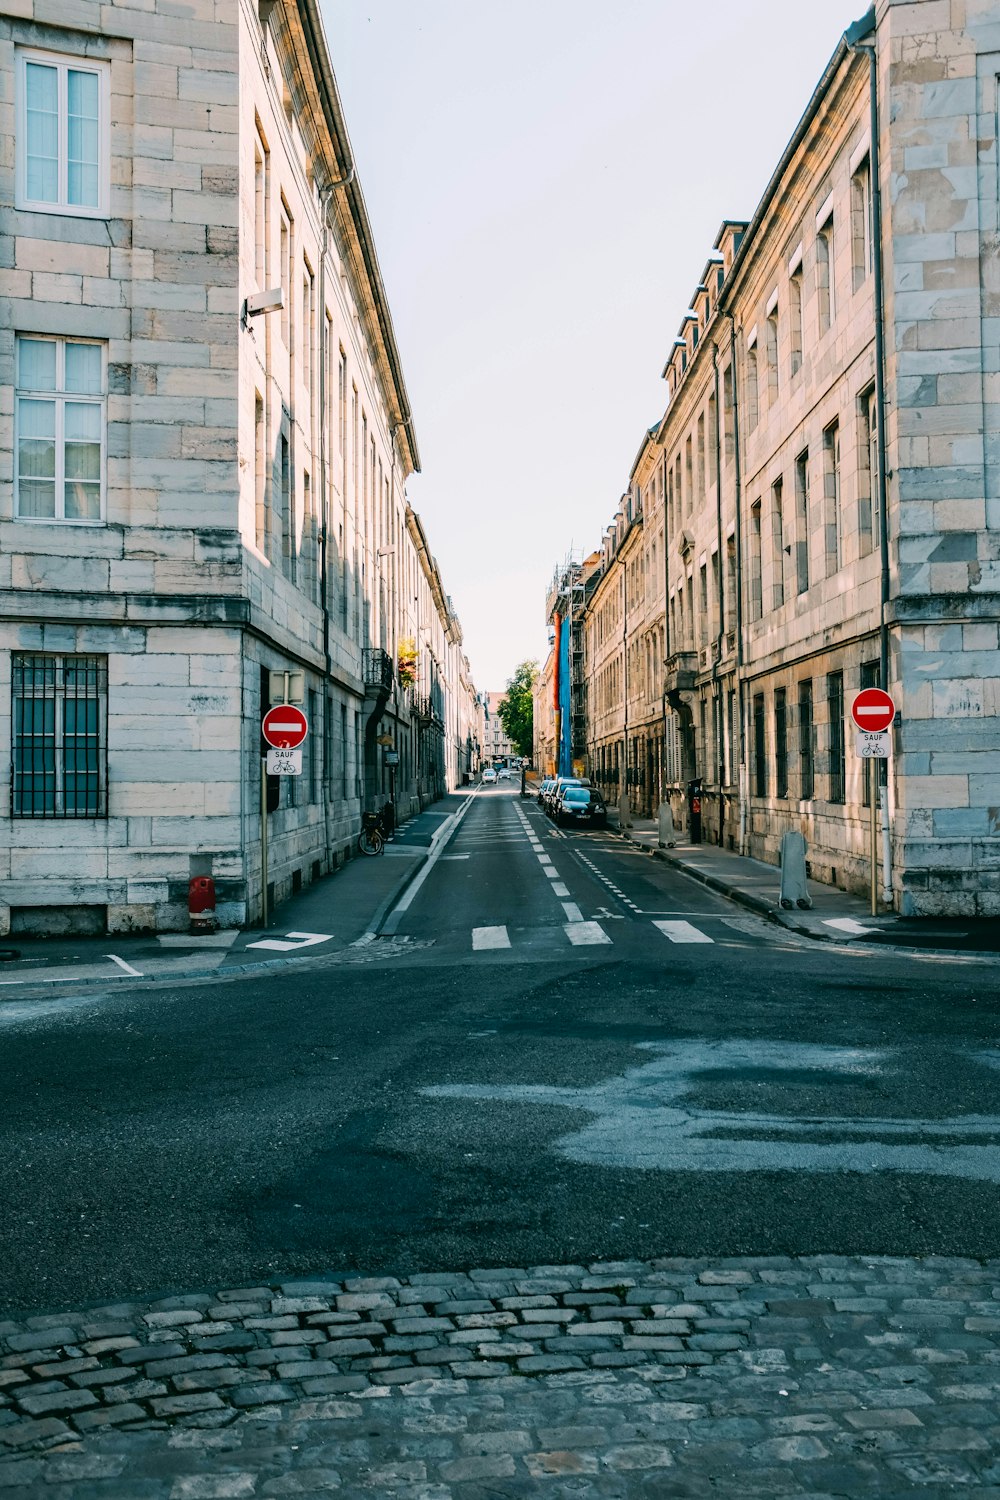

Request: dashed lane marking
left=653, top=919, right=714, bottom=945
left=472, top=926, right=511, bottom=951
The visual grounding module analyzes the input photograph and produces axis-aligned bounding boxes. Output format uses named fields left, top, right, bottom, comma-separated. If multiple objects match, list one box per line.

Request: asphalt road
left=2, top=784, right=999, bottom=1320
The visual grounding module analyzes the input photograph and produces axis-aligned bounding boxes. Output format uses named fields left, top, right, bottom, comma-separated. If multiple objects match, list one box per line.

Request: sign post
left=851, top=689, right=895, bottom=917
left=260, top=705, right=309, bottom=926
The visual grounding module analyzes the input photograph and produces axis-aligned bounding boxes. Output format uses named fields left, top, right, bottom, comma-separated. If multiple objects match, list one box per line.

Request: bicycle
left=357, top=809, right=385, bottom=856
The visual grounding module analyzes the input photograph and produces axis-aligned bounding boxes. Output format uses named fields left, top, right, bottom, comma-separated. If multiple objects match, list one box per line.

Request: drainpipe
left=660, top=447, right=670, bottom=808
left=723, top=311, right=748, bottom=855
left=849, top=19, right=893, bottom=904
left=711, top=345, right=725, bottom=837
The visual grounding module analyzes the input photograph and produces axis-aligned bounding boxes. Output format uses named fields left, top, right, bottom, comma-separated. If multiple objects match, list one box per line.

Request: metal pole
left=869, top=760, right=877, bottom=916
left=260, top=756, right=269, bottom=928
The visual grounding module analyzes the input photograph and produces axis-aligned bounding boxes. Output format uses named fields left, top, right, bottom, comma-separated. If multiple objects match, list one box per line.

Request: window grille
left=12, top=653, right=107, bottom=817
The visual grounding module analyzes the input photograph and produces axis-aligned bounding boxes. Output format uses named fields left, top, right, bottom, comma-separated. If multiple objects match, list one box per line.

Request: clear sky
left=320, top=0, right=864, bottom=695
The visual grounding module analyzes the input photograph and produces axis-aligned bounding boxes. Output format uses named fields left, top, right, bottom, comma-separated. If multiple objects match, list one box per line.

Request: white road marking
left=562, top=902, right=584, bottom=923
left=552, top=883, right=570, bottom=897
left=440, top=854, right=471, bottom=860
left=472, top=925, right=510, bottom=950
left=653, top=920, right=714, bottom=945
left=106, top=954, right=143, bottom=977
left=823, top=917, right=876, bottom=935
left=245, top=931, right=333, bottom=952
left=565, top=921, right=611, bottom=946
left=544, top=869, right=560, bottom=880
left=537, top=856, right=555, bottom=868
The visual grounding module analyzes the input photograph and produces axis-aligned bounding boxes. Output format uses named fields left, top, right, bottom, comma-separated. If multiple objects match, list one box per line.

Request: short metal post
left=261, top=755, right=269, bottom=928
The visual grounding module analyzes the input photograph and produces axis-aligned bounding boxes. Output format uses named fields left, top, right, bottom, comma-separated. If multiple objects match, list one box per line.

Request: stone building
left=479, top=691, right=516, bottom=767
left=532, top=648, right=556, bottom=777
left=0, top=0, right=474, bottom=932
left=564, top=0, right=999, bottom=915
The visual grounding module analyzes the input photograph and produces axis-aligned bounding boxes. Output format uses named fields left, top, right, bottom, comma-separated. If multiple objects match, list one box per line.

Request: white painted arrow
left=246, top=931, right=333, bottom=952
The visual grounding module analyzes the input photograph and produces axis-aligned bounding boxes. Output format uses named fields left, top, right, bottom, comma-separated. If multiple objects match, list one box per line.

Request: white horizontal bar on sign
left=653, top=920, right=713, bottom=945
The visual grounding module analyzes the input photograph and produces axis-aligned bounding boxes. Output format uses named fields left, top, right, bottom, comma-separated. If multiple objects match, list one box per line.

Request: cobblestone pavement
left=2, top=1256, right=1000, bottom=1496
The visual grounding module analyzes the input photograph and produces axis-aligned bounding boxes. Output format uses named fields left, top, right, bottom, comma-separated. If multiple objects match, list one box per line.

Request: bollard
left=657, top=801, right=676, bottom=848
left=779, top=830, right=812, bottom=910
left=618, top=791, right=632, bottom=831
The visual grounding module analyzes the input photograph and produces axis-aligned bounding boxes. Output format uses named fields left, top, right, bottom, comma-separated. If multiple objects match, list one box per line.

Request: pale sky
left=320, top=0, right=863, bottom=695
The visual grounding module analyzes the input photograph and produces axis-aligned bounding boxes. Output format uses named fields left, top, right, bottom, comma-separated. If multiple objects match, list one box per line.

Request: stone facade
left=480, top=691, right=515, bottom=767
left=0, top=0, right=475, bottom=932
left=561, top=0, right=999, bottom=916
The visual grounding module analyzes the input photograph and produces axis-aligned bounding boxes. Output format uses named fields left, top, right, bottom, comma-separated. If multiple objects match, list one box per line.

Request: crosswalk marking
left=565, top=921, right=612, bottom=946
left=653, top=919, right=714, bottom=945
left=472, top=925, right=511, bottom=950
left=562, top=901, right=584, bottom=923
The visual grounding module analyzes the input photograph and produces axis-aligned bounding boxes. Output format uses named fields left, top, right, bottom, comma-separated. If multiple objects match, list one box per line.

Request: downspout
left=661, top=447, right=670, bottom=808
left=724, top=310, right=748, bottom=855
left=849, top=19, right=893, bottom=904
left=711, top=344, right=725, bottom=838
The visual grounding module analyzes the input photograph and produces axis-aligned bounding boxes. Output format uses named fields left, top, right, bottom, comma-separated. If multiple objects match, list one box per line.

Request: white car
left=498, top=767, right=511, bottom=781
left=482, top=768, right=498, bottom=784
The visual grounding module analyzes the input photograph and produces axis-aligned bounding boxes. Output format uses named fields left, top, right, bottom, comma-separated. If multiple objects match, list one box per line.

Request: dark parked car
left=555, top=786, right=607, bottom=828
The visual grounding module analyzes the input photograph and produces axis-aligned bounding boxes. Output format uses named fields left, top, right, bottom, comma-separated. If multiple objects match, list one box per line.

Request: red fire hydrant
left=188, top=876, right=216, bottom=933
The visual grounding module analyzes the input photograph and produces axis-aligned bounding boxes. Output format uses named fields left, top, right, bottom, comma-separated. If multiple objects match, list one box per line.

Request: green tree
left=497, top=660, right=538, bottom=759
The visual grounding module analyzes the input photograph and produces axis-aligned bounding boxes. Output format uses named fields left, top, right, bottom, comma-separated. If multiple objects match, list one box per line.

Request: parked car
left=555, top=786, right=608, bottom=828
left=482, top=768, right=497, bottom=784
left=546, top=776, right=591, bottom=816
left=537, top=777, right=555, bottom=805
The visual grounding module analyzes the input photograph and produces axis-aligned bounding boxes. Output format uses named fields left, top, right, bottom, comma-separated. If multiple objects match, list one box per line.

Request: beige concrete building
left=479, top=691, right=515, bottom=768
left=0, top=0, right=474, bottom=932
left=568, top=0, right=999, bottom=915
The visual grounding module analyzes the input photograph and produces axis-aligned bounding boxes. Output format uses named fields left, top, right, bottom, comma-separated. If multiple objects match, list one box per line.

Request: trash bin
left=686, top=779, right=703, bottom=844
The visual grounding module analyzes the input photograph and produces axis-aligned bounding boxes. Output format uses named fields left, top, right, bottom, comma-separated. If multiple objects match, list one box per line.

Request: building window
left=851, top=154, right=873, bottom=291
left=746, top=339, right=759, bottom=430
left=749, top=499, right=763, bottom=621
left=789, top=262, right=803, bottom=378
left=279, top=429, right=293, bottom=581
left=765, top=301, right=779, bottom=404
left=253, top=126, right=268, bottom=291
left=254, top=390, right=266, bottom=553
left=816, top=216, right=834, bottom=334
left=798, top=679, right=814, bottom=799
left=722, top=363, right=735, bottom=465
left=794, top=448, right=809, bottom=595
left=15, top=335, right=105, bottom=523
left=753, top=692, right=766, bottom=797
left=279, top=199, right=291, bottom=349
left=12, top=653, right=107, bottom=818
left=823, top=420, right=841, bottom=576
left=771, top=476, right=785, bottom=611
left=858, top=385, right=878, bottom=557
left=775, top=688, right=788, bottom=798
left=17, top=50, right=108, bottom=215
left=827, top=671, right=845, bottom=804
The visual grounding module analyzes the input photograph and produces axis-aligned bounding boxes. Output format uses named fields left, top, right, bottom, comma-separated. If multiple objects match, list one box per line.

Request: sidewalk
left=0, top=791, right=474, bottom=992
left=610, top=809, right=1000, bottom=955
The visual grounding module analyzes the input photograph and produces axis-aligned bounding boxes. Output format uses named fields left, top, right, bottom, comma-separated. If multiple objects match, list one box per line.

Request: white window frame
left=14, top=334, right=108, bottom=526
left=16, top=48, right=111, bottom=217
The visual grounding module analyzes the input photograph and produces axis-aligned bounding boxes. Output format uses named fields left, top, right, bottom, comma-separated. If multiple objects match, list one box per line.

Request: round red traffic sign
left=851, top=687, right=895, bottom=734
left=262, top=704, right=308, bottom=748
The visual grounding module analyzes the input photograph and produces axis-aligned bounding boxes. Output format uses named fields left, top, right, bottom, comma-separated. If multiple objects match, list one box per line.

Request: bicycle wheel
left=358, top=826, right=384, bottom=856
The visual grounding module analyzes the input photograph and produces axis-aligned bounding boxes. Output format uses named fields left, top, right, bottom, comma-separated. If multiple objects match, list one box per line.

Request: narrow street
left=2, top=787, right=1000, bottom=1491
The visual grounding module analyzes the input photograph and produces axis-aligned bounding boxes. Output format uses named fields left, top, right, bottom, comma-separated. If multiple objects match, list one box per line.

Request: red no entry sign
left=851, top=687, right=895, bottom=734
left=262, top=704, right=308, bottom=748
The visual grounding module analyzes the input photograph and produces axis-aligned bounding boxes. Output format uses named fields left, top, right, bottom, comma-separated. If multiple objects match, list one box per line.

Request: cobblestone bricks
left=1, top=1256, right=999, bottom=1493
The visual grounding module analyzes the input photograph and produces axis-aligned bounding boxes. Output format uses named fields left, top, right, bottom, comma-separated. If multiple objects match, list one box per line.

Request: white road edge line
left=106, top=954, right=143, bottom=977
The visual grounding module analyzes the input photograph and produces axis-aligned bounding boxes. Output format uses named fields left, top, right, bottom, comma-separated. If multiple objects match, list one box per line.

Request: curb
left=616, top=826, right=1000, bottom=961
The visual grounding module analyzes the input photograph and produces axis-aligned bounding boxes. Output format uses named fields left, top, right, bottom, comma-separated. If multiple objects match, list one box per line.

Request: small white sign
left=855, top=732, right=891, bottom=758
left=266, top=747, right=303, bottom=776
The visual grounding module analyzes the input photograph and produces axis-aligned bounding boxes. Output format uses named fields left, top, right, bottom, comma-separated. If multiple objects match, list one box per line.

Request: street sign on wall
left=262, top=705, right=308, bottom=749
left=851, top=688, right=895, bottom=734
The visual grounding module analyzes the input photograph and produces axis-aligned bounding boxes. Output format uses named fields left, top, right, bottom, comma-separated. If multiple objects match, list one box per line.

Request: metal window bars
left=12, top=653, right=108, bottom=817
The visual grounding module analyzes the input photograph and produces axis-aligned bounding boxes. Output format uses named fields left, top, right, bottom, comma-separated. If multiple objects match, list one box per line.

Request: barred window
left=12, top=654, right=107, bottom=817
